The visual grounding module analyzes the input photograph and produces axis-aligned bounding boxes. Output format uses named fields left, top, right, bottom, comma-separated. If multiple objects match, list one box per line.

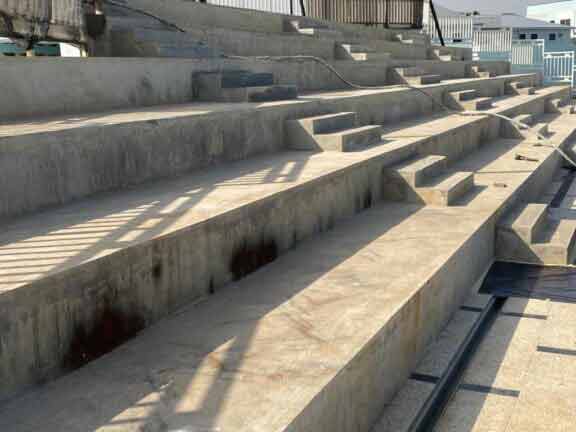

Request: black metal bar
left=290, top=0, right=293, bottom=15
left=407, top=296, right=506, bottom=432
left=429, top=0, right=445, bottom=46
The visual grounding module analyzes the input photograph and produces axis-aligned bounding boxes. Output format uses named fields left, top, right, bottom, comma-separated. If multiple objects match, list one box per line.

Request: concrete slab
left=434, top=389, right=518, bottom=432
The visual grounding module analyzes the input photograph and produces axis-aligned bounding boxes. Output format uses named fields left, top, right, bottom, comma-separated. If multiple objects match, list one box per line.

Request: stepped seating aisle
left=0, top=87, right=574, bottom=431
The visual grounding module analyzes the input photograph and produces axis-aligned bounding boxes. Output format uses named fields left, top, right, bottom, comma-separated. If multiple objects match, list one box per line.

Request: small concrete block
left=395, top=155, right=447, bottom=187
left=500, top=203, right=549, bottom=243
left=317, top=125, right=383, bottom=152
left=419, top=171, right=475, bottom=206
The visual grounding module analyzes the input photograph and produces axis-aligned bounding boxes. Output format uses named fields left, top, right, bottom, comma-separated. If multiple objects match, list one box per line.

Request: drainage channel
left=407, top=295, right=507, bottom=432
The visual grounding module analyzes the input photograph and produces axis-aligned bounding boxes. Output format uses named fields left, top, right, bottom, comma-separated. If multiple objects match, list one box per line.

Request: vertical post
left=290, top=0, right=294, bottom=15
left=299, top=0, right=306, bottom=16
left=429, top=0, right=445, bottom=46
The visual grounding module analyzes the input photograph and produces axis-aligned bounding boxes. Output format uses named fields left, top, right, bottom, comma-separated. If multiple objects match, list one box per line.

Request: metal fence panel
left=544, top=51, right=575, bottom=86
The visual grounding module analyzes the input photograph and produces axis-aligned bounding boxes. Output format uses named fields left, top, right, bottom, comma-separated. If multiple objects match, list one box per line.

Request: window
left=519, top=33, right=526, bottom=40
left=561, top=19, right=571, bottom=26
left=549, top=33, right=557, bottom=41
left=531, top=33, right=538, bottom=39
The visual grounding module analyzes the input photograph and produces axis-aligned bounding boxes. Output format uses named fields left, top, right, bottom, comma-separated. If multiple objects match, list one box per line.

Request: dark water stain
left=63, top=299, right=145, bottom=371
left=363, top=188, right=373, bottom=210
left=230, top=238, right=279, bottom=281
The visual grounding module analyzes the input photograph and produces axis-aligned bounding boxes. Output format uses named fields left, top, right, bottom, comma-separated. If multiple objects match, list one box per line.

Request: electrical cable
left=224, top=54, right=576, bottom=168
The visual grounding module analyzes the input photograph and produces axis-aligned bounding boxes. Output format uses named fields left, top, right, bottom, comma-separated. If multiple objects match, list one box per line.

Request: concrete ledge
left=1, top=112, right=573, bottom=431
left=0, top=57, right=510, bottom=121
left=0, top=74, right=541, bottom=220
left=0, top=86, right=568, bottom=402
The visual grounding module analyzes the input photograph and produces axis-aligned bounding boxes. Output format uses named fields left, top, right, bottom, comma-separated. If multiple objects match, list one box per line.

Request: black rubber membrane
left=481, top=261, right=576, bottom=303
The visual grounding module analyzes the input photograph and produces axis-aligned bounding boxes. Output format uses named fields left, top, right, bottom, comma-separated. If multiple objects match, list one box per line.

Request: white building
left=527, top=0, right=576, bottom=38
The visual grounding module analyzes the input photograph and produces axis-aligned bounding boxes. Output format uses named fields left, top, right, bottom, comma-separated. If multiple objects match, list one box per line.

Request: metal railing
left=204, top=0, right=305, bottom=15
left=426, top=15, right=473, bottom=44
left=304, top=0, right=425, bottom=27
left=204, top=0, right=425, bottom=27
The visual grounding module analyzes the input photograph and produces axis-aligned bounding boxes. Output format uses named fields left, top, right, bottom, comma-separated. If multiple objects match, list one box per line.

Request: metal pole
left=299, top=0, right=306, bottom=16
left=429, top=0, right=445, bottom=46
left=290, top=0, right=294, bottom=15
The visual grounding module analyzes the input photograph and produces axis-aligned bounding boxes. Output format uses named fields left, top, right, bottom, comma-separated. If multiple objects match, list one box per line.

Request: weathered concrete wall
left=0, top=87, right=569, bottom=402
left=0, top=75, right=539, bottom=221
left=0, top=57, right=501, bottom=121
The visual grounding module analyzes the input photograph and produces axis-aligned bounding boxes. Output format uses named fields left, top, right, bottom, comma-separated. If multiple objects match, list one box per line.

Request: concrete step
left=286, top=112, right=357, bottom=137
left=340, top=43, right=377, bottom=54
left=501, top=114, right=535, bottom=138
left=446, top=91, right=493, bottom=111
left=546, top=97, right=569, bottom=113
left=298, top=27, right=342, bottom=38
left=516, top=113, right=535, bottom=126
left=395, top=66, right=426, bottom=77
left=0, top=76, right=561, bottom=222
left=313, top=125, right=384, bottom=152
left=533, top=122, right=550, bottom=138
left=498, top=203, right=549, bottom=243
left=532, top=219, right=576, bottom=265
left=220, top=85, right=298, bottom=103
left=403, top=74, right=442, bottom=85
left=417, top=171, right=475, bottom=206
left=462, top=97, right=494, bottom=111
left=389, top=155, right=448, bottom=187
left=497, top=206, right=576, bottom=265
left=451, top=89, right=478, bottom=102
left=0, top=86, right=571, bottom=410
left=106, top=15, right=170, bottom=31
left=437, top=54, right=453, bottom=61
left=506, top=80, right=537, bottom=96
left=350, top=52, right=392, bottom=61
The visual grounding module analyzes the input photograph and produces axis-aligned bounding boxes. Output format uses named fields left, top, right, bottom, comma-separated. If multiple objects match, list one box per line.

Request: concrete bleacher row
left=1, top=1, right=575, bottom=430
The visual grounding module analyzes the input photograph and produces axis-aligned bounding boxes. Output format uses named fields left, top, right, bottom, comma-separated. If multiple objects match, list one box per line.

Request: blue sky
left=435, top=0, right=554, bottom=15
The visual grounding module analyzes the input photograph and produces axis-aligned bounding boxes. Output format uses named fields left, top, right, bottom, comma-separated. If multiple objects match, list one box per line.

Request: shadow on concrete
left=0, top=201, right=423, bottom=431
left=0, top=153, right=312, bottom=289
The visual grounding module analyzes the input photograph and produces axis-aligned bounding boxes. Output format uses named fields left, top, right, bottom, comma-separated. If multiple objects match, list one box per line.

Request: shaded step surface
left=0, top=200, right=497, bottom=432
left=383, top=155, right=473, bottom=206
left=497, top=203, right=576, bottom=265
left=286, top=112, right=382, bottom=152
left=4, top=110, right=573, bottom=432
left=314, top=125, right=383, bottom=152
left=0, top=98, right=573, bottom=422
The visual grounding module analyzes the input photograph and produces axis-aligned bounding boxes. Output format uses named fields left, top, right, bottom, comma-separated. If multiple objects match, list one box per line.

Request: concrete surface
left=0, top=74, right=551, bottom=220
left=0, top=93, right=573, bottom=406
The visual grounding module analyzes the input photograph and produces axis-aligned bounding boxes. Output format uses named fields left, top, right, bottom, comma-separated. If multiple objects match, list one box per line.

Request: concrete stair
left=194, top=69, right=298, bottom=102
left=506, top=79, right=537, bottom=96
left=2, top=93, right=574, bottom=431
left=289, top=20, right=343, bottom=39
left=336, top=43, right=392, bottom=61
left=470, top=64, right=496, bottom=78
left=382, top=155, right=475, bottom=206
left=446, top=89, right=494, bottom=111
left=286, top=112, right=383, bottom=152
left=546, top=96, right=570, bottom=113
left=497, top=203, right=576, bottom=265
left=501, top=113, right=535, bottom=138
left=433, top=48, right=453, bottom=61
left=392, top=67, right=442, bottom=85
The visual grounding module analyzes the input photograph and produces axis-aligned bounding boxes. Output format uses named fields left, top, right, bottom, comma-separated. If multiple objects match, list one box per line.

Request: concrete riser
left=0, top=91, right=551, bottom=402
left=0, top=163, right=385, bottom=402
left=0, top=77, right=521, bottom=221
left=496, top=231, right=574, bottom=265
left=287, top=221, right=494, bottom=432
